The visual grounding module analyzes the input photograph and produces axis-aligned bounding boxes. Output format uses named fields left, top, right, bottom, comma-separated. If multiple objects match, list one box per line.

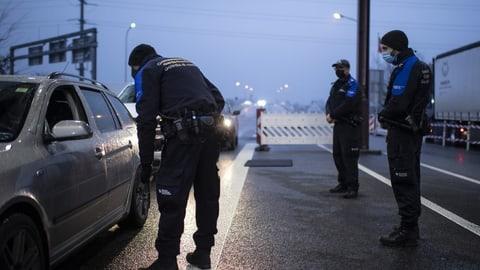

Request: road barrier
left=258, top=112, right=333, bottom=146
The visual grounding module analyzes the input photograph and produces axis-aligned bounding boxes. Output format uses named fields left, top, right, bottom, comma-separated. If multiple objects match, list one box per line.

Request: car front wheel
left=0, top=213, right=47, bottom=270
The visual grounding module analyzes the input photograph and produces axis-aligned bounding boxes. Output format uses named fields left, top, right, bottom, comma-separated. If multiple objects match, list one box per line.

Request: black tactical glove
left=378, top=111, right=389, bottom=129
left=140, top=164, right=152, bottom=184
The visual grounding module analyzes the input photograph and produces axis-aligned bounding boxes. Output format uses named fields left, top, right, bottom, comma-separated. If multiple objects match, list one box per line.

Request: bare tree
left=0, top=0, right=20, bottom=74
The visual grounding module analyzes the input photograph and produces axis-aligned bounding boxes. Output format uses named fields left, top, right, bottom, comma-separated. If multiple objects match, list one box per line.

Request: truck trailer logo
left=441, top=61, right=449, bottom=77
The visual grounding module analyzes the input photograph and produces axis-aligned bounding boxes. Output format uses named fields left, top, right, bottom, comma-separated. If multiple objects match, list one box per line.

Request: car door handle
left=94, top=146, right=105, bottom=159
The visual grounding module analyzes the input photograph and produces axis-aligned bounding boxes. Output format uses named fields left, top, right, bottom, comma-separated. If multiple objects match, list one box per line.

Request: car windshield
left=118, top=84, right=135, bottom=103
left=0, top=81, right=38, bottom=142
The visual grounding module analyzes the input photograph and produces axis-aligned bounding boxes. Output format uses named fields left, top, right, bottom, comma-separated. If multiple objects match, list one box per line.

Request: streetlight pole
left=357, top=0, right=372, bottom=151
left=332, top=2, right=379, bottom=154
left=124, top=22, right=136, bottom=83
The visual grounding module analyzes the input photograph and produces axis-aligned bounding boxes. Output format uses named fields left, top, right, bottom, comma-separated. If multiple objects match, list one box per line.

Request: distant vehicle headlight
left=223, top=118, right=232, bottom=128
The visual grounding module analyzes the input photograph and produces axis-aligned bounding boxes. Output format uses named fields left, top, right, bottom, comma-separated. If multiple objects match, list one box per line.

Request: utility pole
left=358, top=0, right=371, bottom=151
left=79, top=0, right=85, bottom=77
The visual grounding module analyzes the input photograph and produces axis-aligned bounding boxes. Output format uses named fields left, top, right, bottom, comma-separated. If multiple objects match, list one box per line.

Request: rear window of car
left=82, top=89, right=117, bottom=133
left=107, top=94, right=135, bottom=127
left=118, top=84, right=135, bottom=103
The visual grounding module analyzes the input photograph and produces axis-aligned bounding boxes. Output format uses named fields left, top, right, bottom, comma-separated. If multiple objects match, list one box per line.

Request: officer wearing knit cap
left=378, top=30, right=432, bottom=247
left=129, top=44, right=225, bottom=269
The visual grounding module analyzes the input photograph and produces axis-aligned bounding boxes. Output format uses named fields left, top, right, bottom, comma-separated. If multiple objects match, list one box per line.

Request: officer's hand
left=377, top=112, right=387, bottom=129
left=326, top=114, right=333, bottom=124
left=140, top=164, right=152, bottom=184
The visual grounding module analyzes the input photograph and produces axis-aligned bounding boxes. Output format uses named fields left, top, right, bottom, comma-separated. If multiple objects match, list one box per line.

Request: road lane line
left=213, top=143, right=255, bottom=270
left=318, top=144, right=480, bottom=237
left=379, top=152, right=480, bottom=186
left=420, top=162, right=480, bottom=186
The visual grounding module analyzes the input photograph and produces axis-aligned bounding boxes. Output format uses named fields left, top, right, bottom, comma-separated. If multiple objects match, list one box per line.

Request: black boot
left=343, top=190, right=358, bottom=199
left=387, top=226, right=420, bottom=239
left=380, top=226, right=419, bottom=247
left=329, top=184, right=347, bottom=193
left=186, top=249, right=211, bottom=269
left=145, top=257, right=178, bottom=270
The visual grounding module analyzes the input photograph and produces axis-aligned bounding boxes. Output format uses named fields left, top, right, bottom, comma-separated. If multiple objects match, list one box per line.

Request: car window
left=45, top=85, right=88, bottom=132
left=0, top=81, right=37, bottom=142
left=106, top=94, right=135, bottom=127
left=118, top=84, right=135, bottom=103
left=81, top=89, right=117, bottom=133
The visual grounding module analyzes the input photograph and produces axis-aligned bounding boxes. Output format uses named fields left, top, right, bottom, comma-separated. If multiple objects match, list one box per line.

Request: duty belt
left=160, top=113, right=219, bottom=141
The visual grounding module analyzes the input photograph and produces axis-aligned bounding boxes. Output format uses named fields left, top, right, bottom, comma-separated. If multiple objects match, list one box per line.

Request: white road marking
left=318, top=144, right=480, bottom=237
left=213, top=143, right=255, bottom=270
left=380, top=152, right=480, bottom=186
left=420, top=162, right=480, bottom=186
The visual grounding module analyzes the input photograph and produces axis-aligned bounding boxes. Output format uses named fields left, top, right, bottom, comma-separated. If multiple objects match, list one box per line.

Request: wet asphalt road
left=56, top=131, right=480, bottom=270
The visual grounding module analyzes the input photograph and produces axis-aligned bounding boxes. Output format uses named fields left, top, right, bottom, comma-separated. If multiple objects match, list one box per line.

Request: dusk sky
left=1, top=0, right=479, bottom=103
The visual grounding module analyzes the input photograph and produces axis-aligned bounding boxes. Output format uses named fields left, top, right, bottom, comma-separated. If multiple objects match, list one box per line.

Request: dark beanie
left=381, top=30, right=408, bottom=51
left=128, top=44, right=157, bottom=66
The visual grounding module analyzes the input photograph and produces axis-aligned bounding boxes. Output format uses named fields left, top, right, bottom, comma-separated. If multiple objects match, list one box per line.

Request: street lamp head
left=245, top=85, right=249, bottom=89
left=333, top=12, right=342, bottom=20
left=284, top=84, right=289, bottom=88
left=130, top=22, right=136, bottom=29
left=235, top=81, right=241, bottom=87
left=257, top=99, right=267, bottom=108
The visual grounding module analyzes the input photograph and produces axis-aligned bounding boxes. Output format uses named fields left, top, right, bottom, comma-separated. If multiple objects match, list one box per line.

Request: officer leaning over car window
left=377, top=30, right=431, bottom=247
left=128, top=44, right=225, bottom=270
left=325, top=59, right=362, bottom=199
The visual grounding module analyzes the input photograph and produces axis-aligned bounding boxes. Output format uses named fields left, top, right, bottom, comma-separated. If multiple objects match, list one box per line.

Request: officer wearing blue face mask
left=325, top=59, right=361, bottom=199
left=378, top=30, right=432, bottom=247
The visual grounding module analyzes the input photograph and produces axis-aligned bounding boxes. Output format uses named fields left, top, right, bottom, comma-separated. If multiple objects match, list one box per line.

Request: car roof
left=0, top=73, right=111, bottom=93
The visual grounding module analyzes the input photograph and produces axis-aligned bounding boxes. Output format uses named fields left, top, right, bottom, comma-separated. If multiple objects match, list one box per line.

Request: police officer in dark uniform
left=325, top=59, right=361, bottom=199
left=129, top=44, right=225, bottom=269
left=378, top=30, right=431, bottom=247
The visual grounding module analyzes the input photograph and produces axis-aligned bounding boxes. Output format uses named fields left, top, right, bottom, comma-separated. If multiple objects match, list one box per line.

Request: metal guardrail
left=427, top=121, right=480, bottom=151
left=430, top=122, right=480, bottom=130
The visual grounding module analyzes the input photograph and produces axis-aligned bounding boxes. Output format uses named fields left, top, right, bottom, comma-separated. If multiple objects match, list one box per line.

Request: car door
left=105, top=93, right=139, bottom=210
left=80, top=88, right=134, bottom=214
left=39, top=84, right=109, bottom=251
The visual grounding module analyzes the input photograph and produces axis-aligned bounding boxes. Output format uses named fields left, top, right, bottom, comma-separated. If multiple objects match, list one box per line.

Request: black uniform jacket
left=380, top=49, right=431, bottom=124
left=325, top=75, right=361, bottom=121
left=134, top=55, right=225, bottom=166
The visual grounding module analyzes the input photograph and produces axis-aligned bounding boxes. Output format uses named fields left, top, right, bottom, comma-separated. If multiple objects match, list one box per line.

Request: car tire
left=119, top=168, right=150, bottom=228
left=226, top=136, right=236, bottom=151
left=0, top=213, right=47, bottom=270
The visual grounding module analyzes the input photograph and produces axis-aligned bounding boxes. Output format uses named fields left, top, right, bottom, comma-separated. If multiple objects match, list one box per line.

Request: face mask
left=382, top=52, right=396, bottom=64
left=131, top=68, right=138, bottom=78
left=335, top=69, right=346, bottom=79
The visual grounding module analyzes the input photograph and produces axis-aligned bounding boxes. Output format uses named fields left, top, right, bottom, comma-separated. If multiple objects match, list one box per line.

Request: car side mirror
left=232, top=110, right=241, bottom=116
left=46, top=120, right=93, bottom=142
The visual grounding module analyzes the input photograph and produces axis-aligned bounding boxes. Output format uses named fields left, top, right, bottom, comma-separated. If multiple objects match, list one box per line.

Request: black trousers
left=386, top=128, right=423, bottom=228
left=332, top=122, right=360, bottom=191
left=154, top=132, right=220, bottom=258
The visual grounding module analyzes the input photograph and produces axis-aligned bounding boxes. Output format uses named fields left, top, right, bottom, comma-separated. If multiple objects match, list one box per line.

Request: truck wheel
left=0, top=213, right=47, bottom=270
left=119, top=168, right=150, bottom=228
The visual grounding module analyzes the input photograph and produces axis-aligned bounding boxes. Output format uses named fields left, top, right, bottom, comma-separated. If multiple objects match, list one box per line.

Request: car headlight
left=223, top=118, right=232, bottom=128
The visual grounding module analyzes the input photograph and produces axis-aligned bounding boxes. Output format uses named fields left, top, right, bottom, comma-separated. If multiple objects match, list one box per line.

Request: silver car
left=0, top=73, right=150, bottom=269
